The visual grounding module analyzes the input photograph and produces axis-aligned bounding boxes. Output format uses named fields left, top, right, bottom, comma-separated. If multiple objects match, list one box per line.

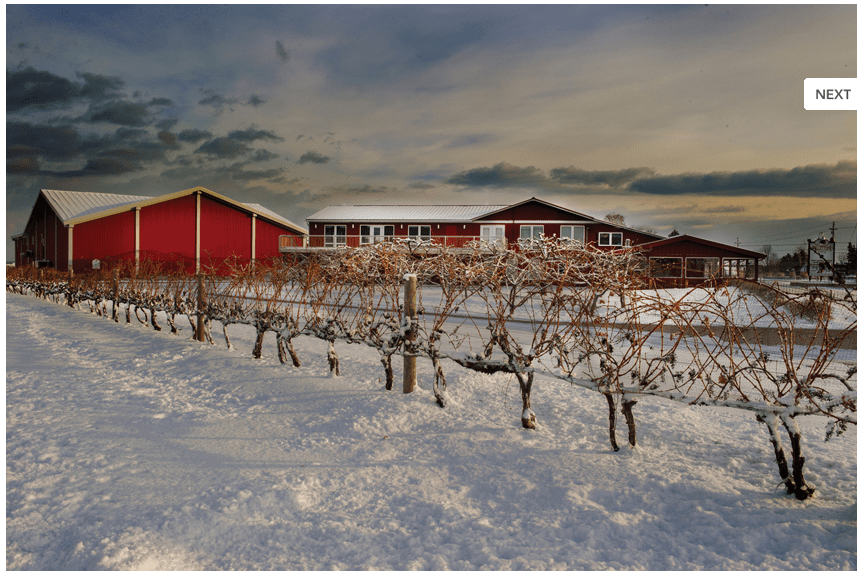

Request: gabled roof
left=16, top=187, right=306, bottom=236
left=638, top=234, right=765, bottom=258
left=42, top=189, right=152, bottom=223
left=307, top=204, right=508, bottom=223
left=244, top=203, right=305, bottom=232
left=475, top=197, right=664, bottom=240
left=475, top=197, right=597, bottom=222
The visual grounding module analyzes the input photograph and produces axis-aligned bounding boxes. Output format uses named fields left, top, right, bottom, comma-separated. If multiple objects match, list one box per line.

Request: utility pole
left=831, top=221, right=837, bottom=269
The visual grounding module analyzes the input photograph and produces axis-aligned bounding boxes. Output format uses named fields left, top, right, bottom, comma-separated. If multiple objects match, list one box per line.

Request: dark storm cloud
left=177, top=129, right=213, bottom=143
left=447, top=162, right=547, bottom=187
left=77, top=72, right=124, bottom=101
left=408, top=182, right=436, bottom=190
left=550, top=166, right=657, bottom=187
left=251, top=149, right=280, bottom=162
left=298, top=151, right=330, bottom=164
left=155, top=118, right=178, bottom=131
left=198, top=89, right=267, bottom=114
left=226, top=167, right=286, bottom=182
left=449, top=161, right=856, bottom=200
left=157, top=131, right=177, bottom=146
left=198, top=91, right=233, bottom=108
left=88, top=101, right=150, bottom=126
left=245, top=94, right=266, bottom=107
left=7, top=121, right=83, bottom=160
left=629, top=161, right=856, bottom=198
left=7, top=67, right=81, bottom=112
left=7, top=156, right=40, bottom=174
left=7, top=120, right=178, bottom=177
left=147, top=97, right=174, bottom=107
left=7, top=67, right=127, bottom=113
left=276, top=40, right=290, bottom=62
left=61, top=156, right=143, bottom=177
left=227, top=128, right=283, bottom=142
left=194, top=137, right=252, bottom=159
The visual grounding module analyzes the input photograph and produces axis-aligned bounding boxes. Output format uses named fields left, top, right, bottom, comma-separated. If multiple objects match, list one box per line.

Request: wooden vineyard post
left=403, top=273, right=417, bottom=393
left=67, top=269, right=75, bottom=308
left=112, top=269, right=120, bottom=322
left=195, top=273, right=207, bottom=342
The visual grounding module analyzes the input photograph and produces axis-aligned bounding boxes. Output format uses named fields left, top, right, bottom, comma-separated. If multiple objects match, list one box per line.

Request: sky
left=5, top=3, right=858, bottom=261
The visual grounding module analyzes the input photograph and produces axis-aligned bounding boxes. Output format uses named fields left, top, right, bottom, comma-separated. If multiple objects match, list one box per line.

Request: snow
left=6, top=293, right=857, bottom=570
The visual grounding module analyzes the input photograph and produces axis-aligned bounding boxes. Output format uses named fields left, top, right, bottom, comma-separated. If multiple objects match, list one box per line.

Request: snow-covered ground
left=6, top=293, right=857, bottom=570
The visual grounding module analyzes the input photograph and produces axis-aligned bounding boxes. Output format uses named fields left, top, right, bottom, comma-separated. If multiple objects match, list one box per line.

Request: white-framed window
left=408, top=225, right=431, bottom=241
left=685, top=257, right=720, bottom=279
left=519, top=225, right=544, bottom=240
left=360, top=225, right=394, bottom=244
left=480, top=225, right=506, bottom=246
left=598, top=232, right=623, bottom=246
left=324, top=225, right=346, bottom=248
left=723, top=259, right=751, bottom=278
left=649, top=257, right=683, bottom=277
left=559, top=225, right=586, bottom=243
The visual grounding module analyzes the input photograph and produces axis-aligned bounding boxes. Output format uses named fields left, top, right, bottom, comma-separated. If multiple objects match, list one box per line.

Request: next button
left=805, top=78, right=858, bottom=110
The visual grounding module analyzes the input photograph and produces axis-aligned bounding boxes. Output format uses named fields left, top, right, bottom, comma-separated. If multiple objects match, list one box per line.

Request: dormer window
left=598, top=232, right=623, bottom=246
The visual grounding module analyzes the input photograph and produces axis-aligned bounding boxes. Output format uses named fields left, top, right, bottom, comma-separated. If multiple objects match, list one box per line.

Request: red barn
left=12, top=186, right=306, bottom=274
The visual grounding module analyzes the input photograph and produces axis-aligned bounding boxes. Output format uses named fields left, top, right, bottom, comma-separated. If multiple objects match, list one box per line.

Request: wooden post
left=195, top=274, right=206, bottom=342
left=112, top=269, right=120, bottom=322
left=403, top=273, right=417, bottom=393
left=67, top=269, right=75, bottom=308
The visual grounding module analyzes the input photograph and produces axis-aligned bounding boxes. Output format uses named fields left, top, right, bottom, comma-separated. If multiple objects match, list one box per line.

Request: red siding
left=72, top=210, right=135, bottom=272
left=476, top=203, right=585, bottom=222
left=256, top=217, right=298, bottom=261
left=57, top=225, right=69, bottom=272
left=587, top=222, right=657, bottom=248
left=200, top=195, right=252, bottom=264
left=644, top=240, right=751, bottom=259
left=16, top=194, right=70, bottom=270
left=139, top=194, right=196, bottom=271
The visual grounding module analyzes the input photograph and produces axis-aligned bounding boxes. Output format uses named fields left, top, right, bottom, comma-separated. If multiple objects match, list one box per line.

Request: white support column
left=67, top=225, right=74, bottom=272
left=251, top=214, right=257, bottom=265
left=134, top=207, right=141, bottom=265
left=195, top=192, right=201, bottom=274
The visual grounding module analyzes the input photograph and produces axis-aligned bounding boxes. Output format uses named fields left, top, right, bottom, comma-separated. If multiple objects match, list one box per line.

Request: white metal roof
left=307, top=204, right=509, bottom=223
left=16, top=189, right=306, bottom=236
left=42, top=189, right=152, bottom=223
left=245, top=203, right=307, bottom=233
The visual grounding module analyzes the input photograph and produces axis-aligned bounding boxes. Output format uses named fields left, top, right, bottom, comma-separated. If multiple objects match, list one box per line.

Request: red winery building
left=12, top=187, right=306, bottom=273
left=284, top=197, right=763, bottom=286
left=288, top=197, right=664, bottom=250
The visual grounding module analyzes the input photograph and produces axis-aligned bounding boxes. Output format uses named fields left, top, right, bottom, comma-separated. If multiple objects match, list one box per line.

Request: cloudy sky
left=6, top=4, right=857, bottom=261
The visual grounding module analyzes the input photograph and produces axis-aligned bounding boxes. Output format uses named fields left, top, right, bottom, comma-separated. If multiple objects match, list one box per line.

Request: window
left=685, top=258, right=720, bottom=279
left=723, top=259, right=751, bottom=278
left=598, top=232, right=623, bottom=246
left=519, top=225, right=544, bottom=240
left=649, top=257, right=683, bottom=277
left=559, top=225, right=585, bottom=243
left=480, top=225, right=506, bottom=247
left=408, top=225, right=432, bottom=241
left=518, top=225, right=544, bottom=248
left=360, top=225, right=394, bottom=244
left=324, top=225, right=346, bottom=248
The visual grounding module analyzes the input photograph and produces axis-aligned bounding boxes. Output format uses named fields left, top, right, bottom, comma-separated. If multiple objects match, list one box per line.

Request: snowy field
left=6, top=293, right=857, bottom=570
